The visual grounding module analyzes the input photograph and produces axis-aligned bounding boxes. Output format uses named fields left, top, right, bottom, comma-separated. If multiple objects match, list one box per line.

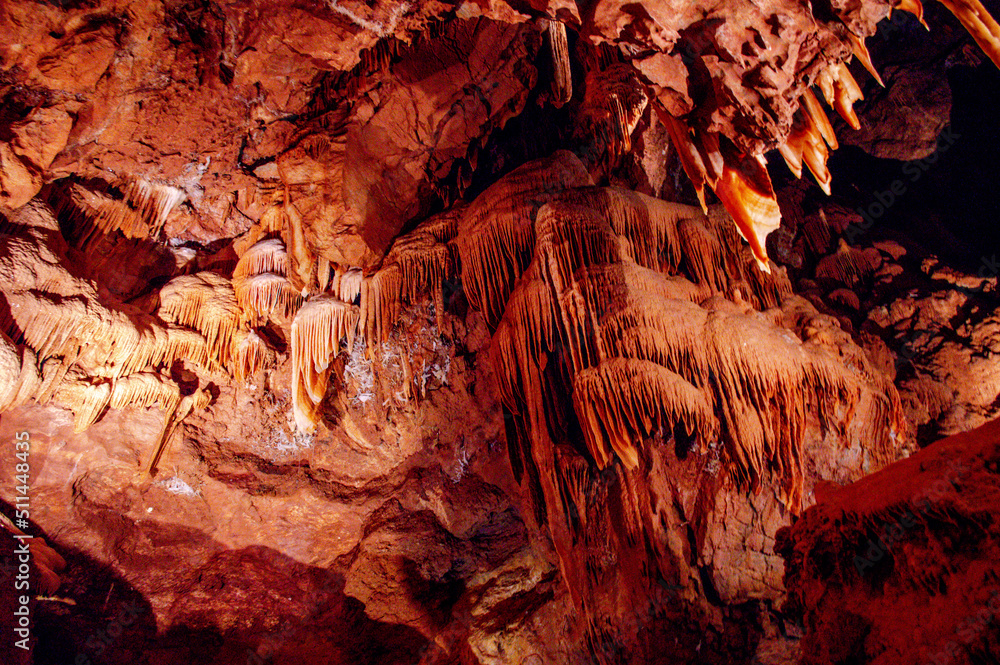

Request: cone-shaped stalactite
left=360, top=206, right=461, bottom=344
left=290, top=295, right=360, bottom=431
left=158, top=272, right=242, bottom=369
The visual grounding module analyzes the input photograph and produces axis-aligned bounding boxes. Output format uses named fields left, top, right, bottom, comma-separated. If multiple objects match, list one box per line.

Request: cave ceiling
left=2, top=0, right=1000, bottom=663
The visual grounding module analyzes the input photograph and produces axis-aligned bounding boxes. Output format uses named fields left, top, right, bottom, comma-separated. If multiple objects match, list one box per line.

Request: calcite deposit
left=1, top=0, right=999, bottom=663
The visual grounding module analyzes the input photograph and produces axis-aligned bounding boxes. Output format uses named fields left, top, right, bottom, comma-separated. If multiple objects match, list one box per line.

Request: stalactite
left=362, top=265, right=402, bottom=344
left=52, top=177, right=185, bottom=246
left=55, top=371, right=182, bottom=431
left=490, top=264, right=558, bottom=414
left=234, top=238, right=289, bottom=280
left=896, top=0, right=929, bottom=28
left=0, top=188, right=231, bottom=432
left=158, top=272, right=241, bottom=368
left=282, top=196, right=318, bottom=293
left=573, top=358, right=718, bottom=470
left=816, top=62, right=864, bottom=131
left=938, top=0, right=1000, bottom=69
left=481, top=180, right=903, bottom=518
left=848, top=33, right=885, bottom=87
left=338, top=268, right=364, bottom=303
left=0, top=339, right=41, bottom=412
left=576, top=64, right=649, bottom=163
left=653, top=106, right=723, bottom=212
left=711, top=148, right=782, bottom=273
left=456, top=151, right=594, bottom=328
left=53, top=376, right=111, bottom=432
left=0, top=286, right=210, bottom=380
left=459, top=154, right=789, bottom=348
left=232, top=329, right=274, bottom=383
left=653, top=105, right=781, bottom=270
left=290, top=295, right=360, bottom=431
left=358, top=207, right=462, bottom=344
left=779, top=89, right=838, bottom=194
left=234, top=273, right=302, bottom=324
left=545, top=19, right=573, bottom=107
left=162, top=326, right=211, bottom=371
left=232, top=238, right=302, bottom=324
left=317, top=256, right=331, bottom=292
left=108, top=372, right=182, bottom=412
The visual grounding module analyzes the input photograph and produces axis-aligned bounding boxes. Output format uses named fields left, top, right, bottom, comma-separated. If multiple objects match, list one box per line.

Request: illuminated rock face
left=456, top=153, right=906, bottom=657
left=1, top=0, right=999, bottom=663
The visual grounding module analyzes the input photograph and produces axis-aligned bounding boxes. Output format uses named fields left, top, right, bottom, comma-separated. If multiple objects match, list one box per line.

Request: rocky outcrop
left=0, top=301, right=577, bottom=664
left=777, top=417, right=1000, bottom=665
left=770, top=179, right=1000, bottom=445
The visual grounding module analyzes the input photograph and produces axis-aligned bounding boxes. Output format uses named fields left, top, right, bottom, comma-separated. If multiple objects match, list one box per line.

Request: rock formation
left=0, top=0, right=999, bottom=663
left=778, top=418, right=1000, bottom=665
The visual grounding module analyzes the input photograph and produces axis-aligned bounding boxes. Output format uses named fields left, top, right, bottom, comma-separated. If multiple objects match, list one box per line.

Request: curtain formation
left=0, top=0, right=996, bottom=496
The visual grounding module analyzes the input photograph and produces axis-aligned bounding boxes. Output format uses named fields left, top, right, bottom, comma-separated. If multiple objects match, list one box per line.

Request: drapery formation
left=461, top=154, right=903, bottom=517
left=0, top=191, right=462, bottom=435
left=0, top=147, right=905, bottom=482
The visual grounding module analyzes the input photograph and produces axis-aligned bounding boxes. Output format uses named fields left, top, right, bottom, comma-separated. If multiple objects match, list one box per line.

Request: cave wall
left=1, top=0, right=1000, bottom=664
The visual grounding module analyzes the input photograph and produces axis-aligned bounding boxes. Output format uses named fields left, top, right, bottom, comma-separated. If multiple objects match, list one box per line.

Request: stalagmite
left=815, top=238, right=883, bottom=287
left=145, top=388, right=212, bottom=476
